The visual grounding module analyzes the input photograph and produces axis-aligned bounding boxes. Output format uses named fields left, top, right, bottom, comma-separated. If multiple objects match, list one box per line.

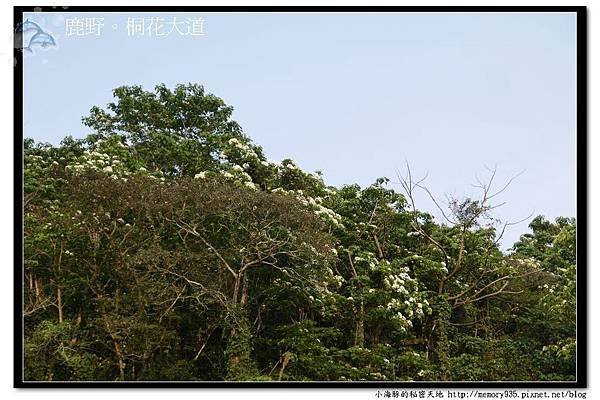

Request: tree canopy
left=23, top=83, right=577, bottom=382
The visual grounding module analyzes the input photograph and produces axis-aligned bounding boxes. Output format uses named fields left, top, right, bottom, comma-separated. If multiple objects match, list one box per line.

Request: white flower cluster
left=354, top=253, right=388, bottom=272
left=280, top=160, right=301, bottom=171
left=227, top=137, right=250, bottom=151
left=210, top=142, right=339, bottom=225
left=65, top=151, right=124, bottom=178
left=385, top=295, right=429, bottom=328
left=63, top=149, right=163, bottom=182
left=379, top=263, right=431, bottom=328
left=385, top=299, right=411, bottom=330
left=312, top=203, right=344, bottom=227
left=65, top=150, right=112, bottom=171
left=25, top=154, right=46, bottom=165
left=198, top=165, right=258, bottom=190
left=513, top=257, right=540, bottom=269
left=224, top=138, right=261, bottom=162
left=272, top=187, right=343, bottom=228
left=370, top=372, right=387, bottom=380
left=440, top=261, right=448, bottom=274
left=243, top=181, right=258, bottom=190
left=357, top=221, right=380, bottom=233
left=226, top=163, right=254, bottom=183
left=384, top=274, right=410, bottom=295
left=332, top=274, right=344, bottom=288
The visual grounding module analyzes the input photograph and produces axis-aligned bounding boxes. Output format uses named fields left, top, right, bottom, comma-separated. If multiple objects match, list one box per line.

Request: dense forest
left=23, top=84, right=576, bottom=382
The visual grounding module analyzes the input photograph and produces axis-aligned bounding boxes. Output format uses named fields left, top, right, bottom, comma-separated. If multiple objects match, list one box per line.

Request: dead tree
left=397, top=164, right=540, bottom=373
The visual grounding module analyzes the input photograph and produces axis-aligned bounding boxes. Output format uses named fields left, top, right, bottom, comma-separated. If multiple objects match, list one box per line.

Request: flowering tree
left=23, top=83, right=577, bottom=382
left=397, top=165, right=546, bottom=379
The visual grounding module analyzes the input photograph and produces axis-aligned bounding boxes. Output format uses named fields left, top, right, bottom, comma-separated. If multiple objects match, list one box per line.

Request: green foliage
left=25, top=320, right=103, bottom=381
left=511, top=216, right=577, bottom=381
left=23, top=83, right=577, bottom=382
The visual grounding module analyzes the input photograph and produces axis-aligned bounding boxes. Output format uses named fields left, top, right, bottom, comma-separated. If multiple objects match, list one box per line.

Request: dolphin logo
left=16, top=18, right=44, bottom=34
left=15, top=18, right=56, bottom=53
left=24, top=31, right=56, bottom=52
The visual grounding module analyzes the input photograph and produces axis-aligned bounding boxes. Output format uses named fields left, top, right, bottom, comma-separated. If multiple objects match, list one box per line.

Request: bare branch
left=169, top=218, right=238, bottom=279
left=487, top=169, right=526, bottom=201
left=454, top=268, right=543, bottom=306
left=493, top=209, right=535, bottom=246
left=414, top=182, right=457, bottom=225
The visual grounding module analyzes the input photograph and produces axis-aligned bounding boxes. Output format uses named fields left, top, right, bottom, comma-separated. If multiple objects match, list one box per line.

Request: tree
left=397, top=165, right=542, bottom=379
left=512, top=216, right=577, bottom=380
left=23, top=83, right=577, bottom=382
left=82, top=83, right=260, bottom=177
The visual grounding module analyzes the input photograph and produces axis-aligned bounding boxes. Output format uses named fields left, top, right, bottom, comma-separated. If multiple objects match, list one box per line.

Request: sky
left=22, top=11, right=577, bottom=249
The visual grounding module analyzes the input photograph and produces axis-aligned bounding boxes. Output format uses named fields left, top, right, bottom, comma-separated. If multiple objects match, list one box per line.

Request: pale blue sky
left=22, top=11, right=577, bottom=248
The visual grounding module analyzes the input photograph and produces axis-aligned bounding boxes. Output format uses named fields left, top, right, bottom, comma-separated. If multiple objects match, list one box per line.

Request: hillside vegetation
left=23, top=84, right=576, bottom=381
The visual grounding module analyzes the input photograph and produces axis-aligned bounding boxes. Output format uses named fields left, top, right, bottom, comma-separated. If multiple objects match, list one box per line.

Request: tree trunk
left=225, top=305, right=259, bottom=381
left=373, top=234, right=384, bottom=259
left=426, top=298, right=451, bottom=380
left=278, top=352, right=291, bottom=381
left=57, top=287, right=63, bottom=323
left=232, top=273, right=241, bottom=305
left=56, top=243, right=64, bottom=323
left=104, top=317, right=126, bottom=381
left=240, top=273, right=249, bottom=306
left=354, top=300, right=365, bottom=347
left=34, top=278, right=40, bottom=300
